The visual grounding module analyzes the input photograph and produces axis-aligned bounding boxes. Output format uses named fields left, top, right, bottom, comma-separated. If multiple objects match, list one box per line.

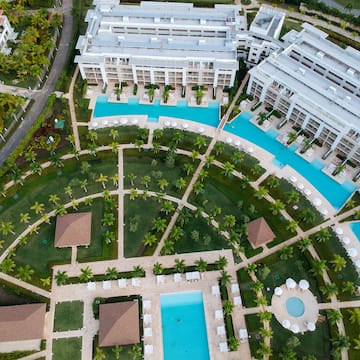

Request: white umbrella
left=247, top=146, right=254, bottom=153
left=274, top=287, right=283, bottom=296
left=164, top=120, right=170, bottom=127
left=91, top=122, right=98, bottom=128
left=286, top=278, right=296, bottom=289
left=342, top=236, right=351, bottom=245
left=112, top=119, right=119, bottom=125
left=290, top=176, right=297, bottom=183
left=304, top=189, right=312, bottom=196
left=171, top=121, right=178, bottom=128
left=282, top=319, right=291, bottom=329
left=299, top=279, right=309, bottom=290
left=182, top=123, right=188, bottom=129
left=120, top=118, right=128, bottom=124
left=307, top=322, right=316, bottom=331
left=335, top=227, right=344, bottom=235
left=102, top=119, right=109, bottom=126
left=297, top=183, right=304, bottom=190
left=347, top=248, right=358, bottom=257
left=226, top=137, right=233, bottom=144
left=290, top=323, right=299, bottom=333
left=234, top=140, right=241, bottom=147
left=320, top=209, right=328, bottom=216
left=355, top=259, right=360, bottom=268
left=312, top=198, right=322, bottom=207
left=132, top=118, right=139, bottom=125
left=198, top=127, right=204, bottom=133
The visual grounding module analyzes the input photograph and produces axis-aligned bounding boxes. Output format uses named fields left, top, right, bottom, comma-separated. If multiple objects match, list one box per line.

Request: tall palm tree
left=49, top=194, right=60, bottom=205
left=106, top=267, right=118, bottom=280
left=64, top=186, right=73, bottom=199
left=219, top=270, right=231, bottom=287
left=94, top=347, right=106, bottom=360
left=214, top=142, right=224, bottom=156
left=129, top=188, right=139, bottom=200
left=102, top=213, right=116, bottom=227
left=79, top=266, right=93, bottom=282
left=16, top=265, right=34, bottom=282
left=326, top=309, right=342, bottom=326
left=175, top=177, right=186, bottom=192
left=215, top=255, right=228, bottom=270
left=96, top=173, right=108, bottom=189
left=342, top=281, right=356, bottom=295
left=161, top=239, right=175, bottom=255
left=174, top=258, right=186, bottom=273
left=112, top=345, right=123, bottom=360
left=143, top=233, right=157, bottom=247
left=267, top=175, right=279, bottom=189
left=297, top=237, right=312, bottom=252
left=223, top=299, right=234, bottom=316
left=132, top=265, right=145, bottom=277
left=30, top=161, right=42, bottom=176
left=320, top=282, right=338, bottom=300
left=256, top=342, right=272, bottom=358
left=0, top=222, right=15, bottom=236
left=331, top=334, right=350, bottom=351
left=193, top=181, right=204, bottom=196
left=128, top=343, right=142, bottom=360
left=55, top=270, right=69, bottom=285
left=103, top=230, right=115, bottom=245
left=255, top=186, right=268, bottom=199
left=0, top=258, right=16, bottom=273
left=20, top=213, right=31, bottom=224
left=311, top=259, right=328, bottom=276
left=183, top=163, right=194, bottom=176
left=152, top=217, right=167, bottom=233
left=80, top=179, right=88, bottom=193
left=194, top=135, right=206, bottom=150
left=270, top=199, right=285, bottom=215
left=141, top=176, right=151, bottom=189
left=222, top=161, right=235, bottom=177
left=286, top=220, right=298, bottom=234
left=331, top=254, right=347, bottom=272
left=195, top=258, right=207, bottom=272
left=258, top=310, right=272, bottom=322
left=153, top=129, right=163, bottom=140
left=280, top=245, right=294, bottom=260
left=158, top=178, right=169, bottom=191
left=30, top=201, right=45, bottom=215
left=153, top=262, right=163, bottom=275
left=128, top=173, right=137, bottom=186
left=300, top=208, right=316, bottom=224
left=161, top=200, right=175, bottom=215
left=205, top=155, right=215, bottom=168
left=285, top=190, right=300, bottom=205
left=347, top=308, right=360, bottom=325
left=316, top=228, right=331, bottom=243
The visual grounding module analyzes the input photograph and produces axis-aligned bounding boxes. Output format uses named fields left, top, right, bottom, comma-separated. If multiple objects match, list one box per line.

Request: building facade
left=76, top=1, right=244, bottom=88
left=247, top=24, right=360, bottom=165
left=0, top=10, right=17, bottom=55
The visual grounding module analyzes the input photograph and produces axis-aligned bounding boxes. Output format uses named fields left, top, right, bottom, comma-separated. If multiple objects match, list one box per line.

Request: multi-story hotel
left=247, top=23, right=360, bottom=165
left=0, top=10, right=17, bottom=55
left=76, top=1, right=244, bottom=88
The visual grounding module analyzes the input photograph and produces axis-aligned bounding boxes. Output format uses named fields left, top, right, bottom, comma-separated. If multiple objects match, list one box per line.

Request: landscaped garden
left=53, top=301, right=84, bottom=331
left=52, top=337, right=82, bottom=360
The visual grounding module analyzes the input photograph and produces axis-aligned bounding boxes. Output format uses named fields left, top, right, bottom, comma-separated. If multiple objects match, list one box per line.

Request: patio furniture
left=217, top=326, right=226, bottom=336
left=233, top=296, right=242, bottom=307
left=118, top=278, right=127, bottom=288
left=143, top=300, right=151, bottom=311
left=173, top=273, right=182, bottom=283
left=211, top=285, right=220, bottom=296
left=219, top=342, right=228, bottom=352
left=102, top=280, right=111, bottom=290
left=144, top=327, right=153, bottom=337
left=215, top=309, right=224, bottom=320
left=87, top=282, right=96, bottom=291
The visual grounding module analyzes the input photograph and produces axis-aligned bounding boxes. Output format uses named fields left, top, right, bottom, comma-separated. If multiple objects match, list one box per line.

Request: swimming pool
left=93, top=96, right=220, bottom=127
left=160, top=291, right=210, bottom=360
left=350, top=222, right=360, bottom=242
left=224, top=112, right=356, bottom=209
left=286, top=297, right=305, bottom=317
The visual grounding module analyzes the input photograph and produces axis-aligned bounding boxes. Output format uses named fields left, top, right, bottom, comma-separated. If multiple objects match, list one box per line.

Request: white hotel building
left=75, top=1, right=244, bottom=88
left=0, top=10, right=17, bottom=55
left=247, top=24, right=360, bottom=165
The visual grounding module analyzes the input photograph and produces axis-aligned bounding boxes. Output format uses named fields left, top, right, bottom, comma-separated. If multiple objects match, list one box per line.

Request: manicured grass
left=173, top=209, right=229, bottom=253
left=244, top=314, right=262, bottom=356
left=341, top=308, right=360, bottom=360
left=237, top=268, right=257, bottom=308
left=262, top=176, right=324, bottom=231
left=332, top=0, right=360, bottom=9
left=311, top=229, right=360, bottom=301
left=0, top=351, right=38, bottom=360
left=123, top=196, right=165, bottom=257
left=15, top=220, right=71, bottom=277
left=53, top=301, right=84, bottom=331
left=123, top=149, right=197, bottom=196
left=270, top=310, right=331, bottom=359
left=52, top=338, right=82, bottom=360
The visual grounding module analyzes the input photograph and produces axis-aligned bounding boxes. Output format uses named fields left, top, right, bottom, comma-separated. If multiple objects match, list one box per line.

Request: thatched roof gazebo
left=54, top=212, right=92, bottom=248
left=99, top=301, right=140, bottom=347
left=247, top=217, right=275, bottom=248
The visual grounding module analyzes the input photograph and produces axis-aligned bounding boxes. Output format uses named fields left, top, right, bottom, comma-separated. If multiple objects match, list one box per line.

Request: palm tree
left=255, top=186, right=268, bottom=199
left=252, top=280, right=264, bottom=293
left=258, top=310, right=272, bottom=322
left=191, top=150, right=199, bottom=162
left=111, top=174, right=119, bottom=187
left=129, top=188, right=139, bottom=200
left=16, top=265, right=34, bottom=282
left=280, top=245, right=294, bottom=260
left=342, top=281, right=356, bottom=295
left=223, top=299, right=234, bottom=315
left=79, top=266, right=93, bottom=282
left=132, top=265, right=145, bottom=277
left=198, top=169, right=208, bottom=182
left=215, top=255, right=228, bottom=270
left=183, top=163, right=194, bottom=176
left=327, top=309, right=342, bottom=326
left=174, top=258, right=186, bottom=273
left=246, top=263, right=258, bottom=275
left=352, top=336, right=360, bottom=351
left=285, top=190, right=300, bottom=205
left=64, top=186, right=73, bottom=199
left=49, top=194, right=60, bottom=205
left=195, top=258, right=208, bottom=272
left=331, top=334, right=350, bottom=351
left=153, top=128, right=163, bottom=140
left=219, top=270, right=231, bottom=287
left=214, top=142, right=224, bottom=156
left=270, top=199, right=285, bottom=215
left=80, top=161, right=91, bottom=175
left=30, top=161, right=42, bottom=176
left=40, top=277, right=51, bottom=288
left=300, top=208, right=316, bottom=224
left=152, top=217, right=167, bottom=233
left=55, top=204, right=67, bottom=216
left=102, top=213, right=116, bottom=227
left=194, top=135, right=206, bottom=150
left=256, top=342, right=272, bottom=358
left=128, top=343, right=142, bottom=360
left=193, top=181, right=204, bottom=196
left=55, top=270, right=69, bottom=285
left=297, top=237, right=312, bottom=252
left=228, top=336, right=240, bottom=351
left=87, top=142, right=98, bottom=157
left=161, top=200, right=175, bottom=215
left=112, top=345, right=123, bottom=360
left=311, top=259, right=328, bottom=276
left=20, top=212, right=31, bottom=224
left=0, top=222, right=15, bottom=236
left=331, top=254, right=347, bottom=272
left=316, top=228, right=330, bottom=243
left=158, top=179, right=169, bottom=191
left=222, top=161, right=235, bottom=177
left=251, top=164, right=263, bottom=177
left=143, top=233, right=157, bottom=247
left=286, top=220, right=298, bottom=234
left=94, top=347, right=106, bottom=360
left=320, top=282, right=338, bottom=300
left=31, top=201, right=45, bottom=215
left=105, top=267, right=118, bottom=280
left=0, top=258, right=16, bottom=273
left=103, top=230, right=115, bottom=245
left=348, top=308, right=360, bottom=325
left=259, top=327, right=273, bottom=339
left=141, top=176, right=151, bottom=189
left=161, top=239, right=175, bottom=255
left=175, top=177, right=186, bottom=192
left=256, top=296, right=268, bottom=307
left=96, top=173, right=108, bottom=189
left=87, top=130, right=98, bottom=143
left=287, top=132, right=298, bottom=145
left=41, top=214, right=51, bottom=224
left=153, top=262, right=163, bottom=275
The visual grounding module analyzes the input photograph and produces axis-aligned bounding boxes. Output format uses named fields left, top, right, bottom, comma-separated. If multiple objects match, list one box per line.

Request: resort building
left=76, top=1, right=244, bottom=89
left=247, top=23, right=360, bottom=165
left=0, top=10, right=17, bottom=55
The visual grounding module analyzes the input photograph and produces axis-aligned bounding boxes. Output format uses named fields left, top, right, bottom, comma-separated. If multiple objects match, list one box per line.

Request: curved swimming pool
left=286, top=297, right=305, bottom=317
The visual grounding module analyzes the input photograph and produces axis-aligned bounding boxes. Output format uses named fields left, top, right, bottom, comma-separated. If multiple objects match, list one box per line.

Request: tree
left=331, top=334, right=350, bottom=351
left=96, top=173, right=108, bottom=189
left=161, top=239, right=175, bottom=255
left=252, top=280, right=264, bottom=294
left=195, top=258, right=207, bottom=272
left=103, top=230, right=115, bottom=245
left=30, top=161, right=42, bottom=176
left=183, top=162, right=194, bottom=175
left=258, top=310, right=272, bottom=322
left=348, top=308, right=360, bottom=325
left=223, top=299, right=234, bottom=315
left=141, top=175, right=151, bottom=188
left=143, top=233, right=157, bottom=247
left=152, top=217, right=167, bottom=233
left=55, top=270, right=68, bottom=285
left=267, top=175, right=279, bottom=189
left=219, top=270, right=231, bottom=287
left=193, top=181, right=204, bottom=196
left=297, top=237, right=312, bottom=252
left=153, top=262, right=163, bottom=275
left=81, top=161, right=91, bottom=175
left=129, top=188, right=139, bottom=200
left=327, top=309, right=342, bottom=326
left=55, top=204, right=67, bottom=216
left=222, top=161, right=235, bottom=177
left=280, top=245, right=294, bottom=260
left=112, top=345, right=123, bottom=360
left=134, top=139, right=144, bottom=151
left=311, top=259, right=328, bottom=276
left=300, top=208, right=315, bottom=224
left=87, top=130, right=98, bottom=143
left=316, top=228, right=330, bottom=243
left=79, top=266, right=93, bottom=282
left=174, top=258, right=186, bottom=273
left=102, top=213, right=115, bottom=227
left=342, top=281, right=356, bottom=295
left=198, top=169, right=208, bottom=183
left=20, top=213, right=30, bottom=224
left=161, top=200, right=175, bottom=215
left=231, top=150, right=244, bottom=165
left=223, top=214, right=236, bottom=229
left=0, top=258, right=16, bottom=273
left=320, top=282, right=338, bottom=300
left=270, top=199, right=285, bottom=215
left=259, top=327, right=273, bottom=339
left=158, top=178, right=169, bottom=191
left=175, top=177, right=186, bottom=192
left=205, top=155, right=215, bottom=168
left=132, top=265, right=145, bottom=277
left=285, top=190, right=300, bottom=205
left=215, top=255, right=228, bottom=270
left=256, top=342, right=272, bottom=358
left=64, top=185, right=73, bottom=199
left=106, top=267, right=118, bottom=280
left=331, top=254, right=347, bottom=273
left=255, top=186, right=268, bottom=199
left=246, top=263, right=258, bottom=275
left=111, top=174, right=119, bottom=187
left=251, top=164, right=263, bottom=177
left=214, top=142, right=224, bottom=155
left=49, top=194, right=60, bottom=205
left=194, top=135, right=206, bottom=149
left=30, top=201, right=45, bottom=215
left=94, top=347, right=106, bottom=360
left=128, top=343, right=142, bottom=360
left=16, top=265, right=34, bottom=282
left=0, top=221, right=15, bottom=236
left=255, top=296, right=267, bottom=307
left=191, top=149, right=199, bottom=162
left=153, top=128, right=163, bottom=140
left=286, top=220, right=298, bottom=234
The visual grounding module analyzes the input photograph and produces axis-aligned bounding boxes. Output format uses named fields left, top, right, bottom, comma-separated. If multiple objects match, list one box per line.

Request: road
left=317, top=0, right=360, bottom=16
left=0, top=0, right=73, bottom=166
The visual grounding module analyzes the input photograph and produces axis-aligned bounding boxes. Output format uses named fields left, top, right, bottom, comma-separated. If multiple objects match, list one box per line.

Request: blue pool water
left=160, top=291, right=210, bottom=360
left=93, top=96, right=220, bottom=127
left=286, top=297, right=305, bottom=317
left=350, top=222, right=360, bottom=242
left=224, top=112, right=356, bottom=209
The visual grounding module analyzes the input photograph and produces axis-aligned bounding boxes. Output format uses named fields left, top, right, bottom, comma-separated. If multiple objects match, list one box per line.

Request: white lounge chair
left=231, top=283, right=240, bottom=294
left=156, top=275, right=165, bottom=285
left=144, top=327, right=153, bottom=337
left=143, top=300, right=151, bottom=310
left=102, top=280, right=111, bottom=290
left=215, top=309, right=224, bottom=320
left=144, top=314, right=152, bottom=324
left=211, top=285, right=220, bottom=296
left=174, top=273, right=182, bottom=283
left=118, top=278, right=127, bottom=288
left=132, top=278, right=141, bottom=287
left=144, top=344, right=153, bottom=354
left=219, top=342, right=228, bottom=352
left=233, top=296, right=242, bottom=307
left=87, top=282, right=96, bottom=291
left=217, top=326, right=226, bottom=336
left=239, top=328, right=249, bottom=342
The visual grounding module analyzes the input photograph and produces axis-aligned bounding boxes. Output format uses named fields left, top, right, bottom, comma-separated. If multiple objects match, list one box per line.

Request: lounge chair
left=144, top=344, right=153, bottom=354
left=239, top=328, right=249, bottom=342
left=132, top=278, right=141, bottom=287
left=118, top=278, right=127, bottom=288
left=143, top=300, right=151, bottom=311
left=173, top=273, right=182, bottom=283
left=233, top=296, right=242, bottom=307
left=211, top=285, right=220, bottom=296
left=87, top=282, right=96, bottom=291
left=215, top=309, right=224, bottom=320
left=219, top=342, right=228, bottom=352
left=144, top=327, right=153, bottom=337
left=102, top=280, right=111, bottom=290
left=217, top=326, right=226, bottom=336
left=156, top=275, right=165, bottom=285
left=231, top=283, right=240, bottom=294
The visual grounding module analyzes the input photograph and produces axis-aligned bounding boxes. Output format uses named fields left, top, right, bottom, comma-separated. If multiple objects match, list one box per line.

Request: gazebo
left=247, top=217, right=275, bottom=249
left=99, top=301, right=140, bottom=347
left=54, top=212, right=92, bottom=248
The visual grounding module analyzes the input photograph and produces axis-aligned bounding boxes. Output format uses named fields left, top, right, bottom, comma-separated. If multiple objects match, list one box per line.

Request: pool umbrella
left=274, top=287, right=283, bottom=296
left=132, top=118, right=139, bottom=125
left=182, top=123, right=188, bottom=129
left=198, top=127, right=204, bottom=133
left=247, top=146, right=254, bottom=153
left=171, top=121, right=178, bottom=128
left=342, top=236, right=351, bottom=245
left=304, top=189, right=312, bottom=196
left=299, top=279, right=309, bottom=291
left=164, top=120, right=170, bottom=127
left=335, top=227, right=343, bottom=235
left=286, top=278, right=296, bottom=290
left=234, top=139, right=241, bottom=147
left=282, top=319, right=290, bottom=329
left=312, top=198, right=322, bottom=207
left=320, top=209, right=328, bottom=216
left=290, top=323, right=299, bottom=333
left=92, top=122, right=98, bottom=128
left=226, top=137, right=232, bottom=144
left=121, top=118, right=128, bottom=124
left=347, top=248, right=358, bottom=257
left=297, top=183, right=304, bottom=190
left=290, top=176, right=297, bottom=183
left=355, top=259, right=360, bottom=268
left=112, top=119, right=119, bottom=125
left=307, top=322, right=316, bottom=331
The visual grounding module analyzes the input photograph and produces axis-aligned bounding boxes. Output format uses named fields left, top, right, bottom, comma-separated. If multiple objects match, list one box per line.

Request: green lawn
left=123, top=149, right=197, bottom=196
left=270, top=310, right=331, bottom=359
left=244, top=314, right=262, bottom=356
left=123, top=196, right=166, bottom=257
left=53, top=301, right=84, bottom=331
left=237, top=268, right=257, bottom=308
left=333, top=0, right=360, bottom=9
left=311, top=228, right=360, bottom=301
left=52, top=338, right=82, bottom=360
left=341, top=308, right=360, bottom=360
